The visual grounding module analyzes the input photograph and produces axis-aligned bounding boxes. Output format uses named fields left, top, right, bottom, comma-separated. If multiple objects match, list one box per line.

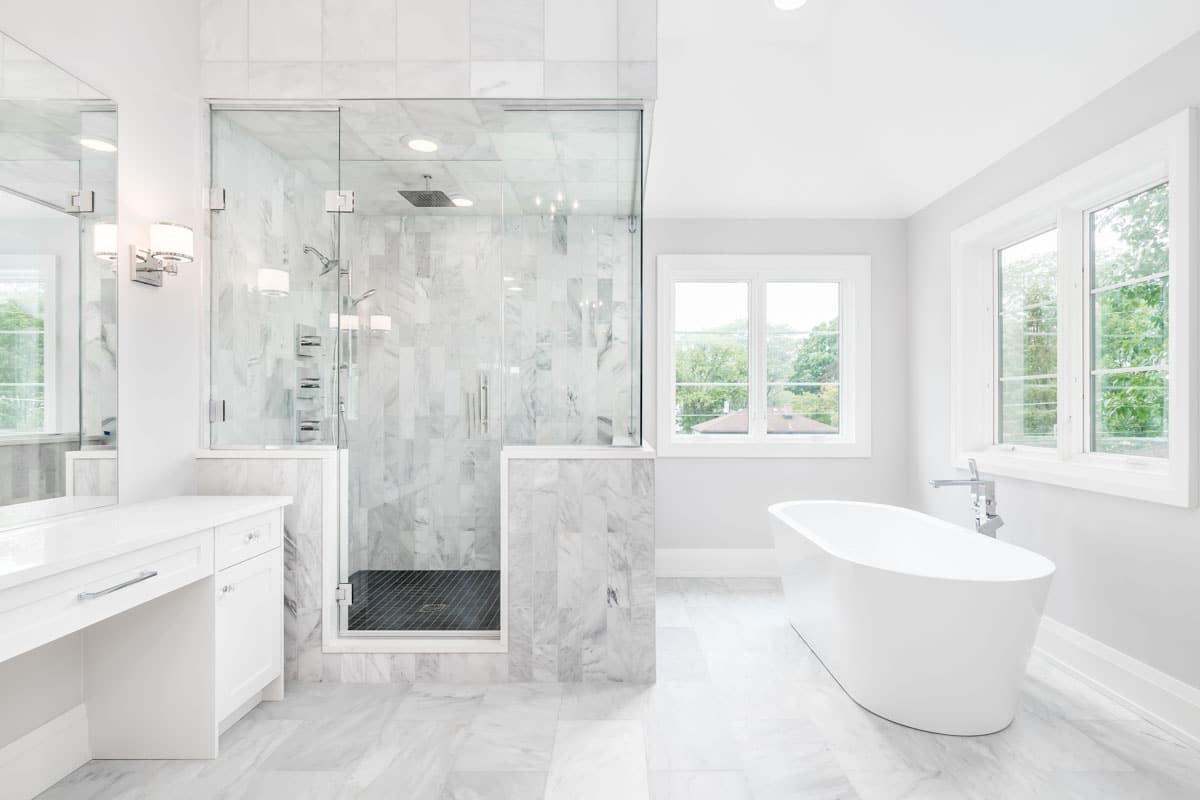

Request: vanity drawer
left=0, top=530, right=213, bottom=663
left=215, top=510, right=281, bottom=571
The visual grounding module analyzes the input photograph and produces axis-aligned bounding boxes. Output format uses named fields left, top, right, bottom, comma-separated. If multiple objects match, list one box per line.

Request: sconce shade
left=258, top=268, right=290, bottom=296
left=93, top=222, right=118, bottom=261
left=149, top=222, right=194, bottom=263
left=369, top=315, right=392, bottom=331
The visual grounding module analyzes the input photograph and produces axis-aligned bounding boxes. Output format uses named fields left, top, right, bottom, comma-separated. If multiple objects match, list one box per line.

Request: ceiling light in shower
left=258, top=268, right=290, bottom=297
left=79, top=137, right=117, bottom=153
left=452, top=197, right=474, bottom=208
left=773, top=0, right=808, bottom=8
left=534, top=195, right=542, bottom=207
left=406, top=137, right=439, bottom=153
left=572, top=200, right=580, bottom=211
left=555, top=191, right=564, bottom=203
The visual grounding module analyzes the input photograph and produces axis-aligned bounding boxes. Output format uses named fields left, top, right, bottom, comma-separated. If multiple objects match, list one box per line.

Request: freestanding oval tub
left=769, top=501, right=1055, bottom=736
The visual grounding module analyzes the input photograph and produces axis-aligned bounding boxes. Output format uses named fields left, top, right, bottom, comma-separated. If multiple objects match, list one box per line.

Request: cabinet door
left=216, top=549, right=282, bottom=720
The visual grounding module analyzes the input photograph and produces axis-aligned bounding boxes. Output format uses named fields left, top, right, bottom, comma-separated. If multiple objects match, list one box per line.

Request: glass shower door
left=336, top=100, right=505, bottom=636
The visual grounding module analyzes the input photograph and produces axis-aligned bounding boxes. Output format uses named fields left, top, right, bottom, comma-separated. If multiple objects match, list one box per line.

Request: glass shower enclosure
left=209, top=100, right=643, bottom=640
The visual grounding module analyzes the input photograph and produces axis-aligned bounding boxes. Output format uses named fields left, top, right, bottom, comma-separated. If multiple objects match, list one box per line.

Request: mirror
left=0, top=32, right=117, bottom=528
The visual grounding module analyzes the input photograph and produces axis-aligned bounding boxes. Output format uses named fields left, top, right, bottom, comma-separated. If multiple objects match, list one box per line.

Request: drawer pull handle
left=78, top=570, right=158, bottom=600
left=243, top=530, right=263, bottom=543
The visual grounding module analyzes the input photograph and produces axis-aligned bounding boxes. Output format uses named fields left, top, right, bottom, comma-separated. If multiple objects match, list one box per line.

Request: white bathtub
left=769, top=501, right=1055, bottom=735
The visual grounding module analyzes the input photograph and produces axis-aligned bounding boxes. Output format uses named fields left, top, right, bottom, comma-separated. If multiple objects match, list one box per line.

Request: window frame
left=657, top=254, right=872, bottom=458
left=950, top=109, right=1197, bottom=506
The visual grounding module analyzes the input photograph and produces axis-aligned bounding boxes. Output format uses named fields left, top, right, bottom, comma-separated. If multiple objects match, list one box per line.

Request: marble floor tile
left=544, top=720, right=649, bottom=800
left=654, top=626, right=709, bottom=681
left=39, top=577, right=1200, bottom=800
left=441, top=771, right=548, bottom=799
left=647, top=770, right=754, bottom=800
left=558, top=682, right=651, bottom=720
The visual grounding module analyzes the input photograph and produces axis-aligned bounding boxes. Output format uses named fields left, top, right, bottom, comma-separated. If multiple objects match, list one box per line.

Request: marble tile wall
left=503, top=214, right=639, bottom=445
left=342, top=214, right=504, bottom=574
left=199, top=0, right=657, bottom=100
left=209, top=112, right=338, bottom=447
left=198, top=452, right=655, bottom=683
left=0, top=439, right=72, bottom=506
left=507, top=457, right=655, bottom=682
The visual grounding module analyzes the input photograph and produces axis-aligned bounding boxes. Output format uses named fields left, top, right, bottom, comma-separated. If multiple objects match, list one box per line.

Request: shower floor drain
left=419, top=603, right=449, bottom=613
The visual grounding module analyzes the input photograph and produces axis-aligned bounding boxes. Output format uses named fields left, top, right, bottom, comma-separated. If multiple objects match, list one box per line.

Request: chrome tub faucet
left=930, top=458, right=1004, bottom=537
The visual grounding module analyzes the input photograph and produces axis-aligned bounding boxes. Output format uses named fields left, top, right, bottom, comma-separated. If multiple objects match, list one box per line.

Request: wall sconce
left=131, top=222, right=194, bottom=287
left=93, top=222, right=118, bottom=262
left=369, top=315, right=392, bottom=332
left=258, top=268, right=290, bottom=297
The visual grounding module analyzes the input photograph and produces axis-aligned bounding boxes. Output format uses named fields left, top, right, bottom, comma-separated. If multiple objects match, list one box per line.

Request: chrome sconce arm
left=131, top=222, right=194, bottom=287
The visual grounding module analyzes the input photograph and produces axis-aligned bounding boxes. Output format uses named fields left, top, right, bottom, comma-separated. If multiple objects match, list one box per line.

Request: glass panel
left=766, top=282, right=840, bottom=435
left=209, top=109, right=341, bottom=448
left=1090, top=184, right=1169, bottom=456
left=1093, top=370, right=1168, bottom=456
left=997, top=229, right=1057, bottom=447
left=673, top=282, right=749, bottom=434
left=500, top=107, right=644, bottom=446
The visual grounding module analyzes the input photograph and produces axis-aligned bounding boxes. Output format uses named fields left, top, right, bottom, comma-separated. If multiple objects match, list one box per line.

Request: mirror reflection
left=0, top=32, right=117, bottom=526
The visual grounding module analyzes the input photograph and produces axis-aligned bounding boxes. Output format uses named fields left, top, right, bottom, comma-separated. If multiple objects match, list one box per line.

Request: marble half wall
left=197, top=448, right=656, bottom=684
left=506, top=453, right=655, bottom=682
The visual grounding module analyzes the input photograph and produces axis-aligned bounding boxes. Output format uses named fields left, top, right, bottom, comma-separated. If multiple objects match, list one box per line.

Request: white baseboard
left=0, top=704, right=90, bottom=800
left=1036, top=617, right=1200, bottom=750
left=656, top=548, right=779, bottom=578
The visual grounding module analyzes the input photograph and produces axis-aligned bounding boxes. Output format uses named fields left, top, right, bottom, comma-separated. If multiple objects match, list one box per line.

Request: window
left=0, top=256, right=55, bottom=434
left=996, top=229, right=1058, bottom=448
left=951, top=110, right=1196, bottom=506
left=658, top=254, right=870, bottom=457
left=1088, top=184, right=1169, bottom=457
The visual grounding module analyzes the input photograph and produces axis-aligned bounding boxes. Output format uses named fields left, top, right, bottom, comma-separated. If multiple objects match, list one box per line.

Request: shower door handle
left=479, top=373, right=489, bottom=435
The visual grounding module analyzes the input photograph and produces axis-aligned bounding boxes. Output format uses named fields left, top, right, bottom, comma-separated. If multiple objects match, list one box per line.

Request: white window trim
left=950, top=109, right=1197, bottom=507
left=657, top=253, right=872, bottom=459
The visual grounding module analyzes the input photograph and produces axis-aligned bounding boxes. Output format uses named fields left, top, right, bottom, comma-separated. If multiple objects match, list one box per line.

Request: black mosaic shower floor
left=347, top=569, right=501, bottom=632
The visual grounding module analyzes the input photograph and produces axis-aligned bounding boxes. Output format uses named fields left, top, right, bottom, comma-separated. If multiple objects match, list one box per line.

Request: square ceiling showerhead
left=398, top=188, right=455, bottom=207
left=399, top=174, right=454, bottom=207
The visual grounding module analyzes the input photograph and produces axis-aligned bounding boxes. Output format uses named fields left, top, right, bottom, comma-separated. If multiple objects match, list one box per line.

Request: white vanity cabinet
left=214, top=511, right=285, bottom=721
left=0, top=496, right=290, bottom=800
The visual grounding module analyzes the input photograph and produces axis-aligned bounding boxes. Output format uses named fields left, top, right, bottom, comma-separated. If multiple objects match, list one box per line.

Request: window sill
left=958, top=449, right=1193, bottom=507
left=658, top=437, right=871, bottom=459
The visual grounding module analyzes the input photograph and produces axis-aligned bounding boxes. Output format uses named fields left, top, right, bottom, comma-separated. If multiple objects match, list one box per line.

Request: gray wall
left=643, top=219, right=911, bottom=549
left=907, top=32, right=1200, bottom=689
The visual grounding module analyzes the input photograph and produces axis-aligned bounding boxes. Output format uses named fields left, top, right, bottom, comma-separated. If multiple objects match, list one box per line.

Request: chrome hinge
left=208, top=399, right=227, bottom=423
left=325, top=190, right=355, bottom=213
left=335, top=582, right=354, bottom=605
left=65, top=190, right=94, bottom=213
left=208, top=187, right=226, bottom=211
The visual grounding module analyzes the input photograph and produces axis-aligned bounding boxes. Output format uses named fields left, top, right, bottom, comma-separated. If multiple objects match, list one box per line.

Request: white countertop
left=0, top=495, right=291, bottom=592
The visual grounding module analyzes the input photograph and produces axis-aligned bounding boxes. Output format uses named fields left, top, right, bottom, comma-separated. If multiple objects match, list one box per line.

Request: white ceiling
left=646, top=0, right=1200, bottom=219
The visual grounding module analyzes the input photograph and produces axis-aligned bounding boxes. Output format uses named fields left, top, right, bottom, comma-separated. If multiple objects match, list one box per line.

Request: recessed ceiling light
left=79, top=137, right=117, bottom=153
left=406, top=137, right=438, bottom=153
left=452, top=197, right=474, bottom=207
left=773, top=0, right=807, bottom=8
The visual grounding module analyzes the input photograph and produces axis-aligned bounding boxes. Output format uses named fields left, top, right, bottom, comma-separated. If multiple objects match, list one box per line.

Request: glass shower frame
left=205, top=101, right=646, bottom=649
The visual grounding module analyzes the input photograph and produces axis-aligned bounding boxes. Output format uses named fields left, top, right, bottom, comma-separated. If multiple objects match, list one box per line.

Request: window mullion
left=749, top=276, right=765, bottom=441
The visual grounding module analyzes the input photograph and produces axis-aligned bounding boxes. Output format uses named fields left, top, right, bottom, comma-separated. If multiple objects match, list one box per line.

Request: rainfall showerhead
left=303, top=244, right=340, bottom=276
left=399, top=175, right=454, bottom=208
